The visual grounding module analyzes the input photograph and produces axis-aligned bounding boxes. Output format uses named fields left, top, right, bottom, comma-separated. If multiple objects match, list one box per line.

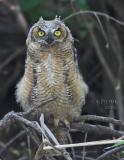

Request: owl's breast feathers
left=16, top=46, right=88, bottom=122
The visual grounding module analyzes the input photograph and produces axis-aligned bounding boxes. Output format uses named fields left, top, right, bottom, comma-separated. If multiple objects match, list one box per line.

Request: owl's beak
left=46, top=32, right=54, bottom=45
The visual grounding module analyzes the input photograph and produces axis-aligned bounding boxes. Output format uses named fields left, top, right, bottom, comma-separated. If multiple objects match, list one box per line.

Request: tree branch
left=75, top=115, right=124, bottom=129
left=63, top=10, right=124, bottom=27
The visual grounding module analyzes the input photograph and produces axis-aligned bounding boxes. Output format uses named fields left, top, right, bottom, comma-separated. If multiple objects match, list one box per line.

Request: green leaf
left=105, top=140, right=124, bottom=150
left=112, top=140, right=124, bottom=148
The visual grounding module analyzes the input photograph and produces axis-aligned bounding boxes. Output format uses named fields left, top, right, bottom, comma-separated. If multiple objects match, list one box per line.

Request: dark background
left=0, top=0, right=124, bottom=159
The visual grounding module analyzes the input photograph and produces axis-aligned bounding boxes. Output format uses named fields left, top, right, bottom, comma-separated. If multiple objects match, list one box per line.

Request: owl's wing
left=72, top=47, right=78, bottom=67
left=73, top=47, right=88, bottom=94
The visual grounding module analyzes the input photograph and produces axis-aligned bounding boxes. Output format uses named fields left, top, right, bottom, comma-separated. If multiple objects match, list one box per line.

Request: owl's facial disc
left=31, top=25, right=67, bottom=46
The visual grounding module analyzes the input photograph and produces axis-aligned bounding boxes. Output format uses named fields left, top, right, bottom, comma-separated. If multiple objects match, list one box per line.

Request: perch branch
left=1, top=110, right=124, bottom=159
left=75, top=115, right=124, bottom=129
left=0, top=112, right=123, bottom=139
left=71, top=122, right=124, bottom=137
left=0, top=97, right=56, bottom=131
left=0, top=112, right=124, bottom=139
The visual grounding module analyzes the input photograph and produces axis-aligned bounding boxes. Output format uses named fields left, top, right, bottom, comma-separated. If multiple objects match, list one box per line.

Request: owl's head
left=26, top=16, right=74, bottom=53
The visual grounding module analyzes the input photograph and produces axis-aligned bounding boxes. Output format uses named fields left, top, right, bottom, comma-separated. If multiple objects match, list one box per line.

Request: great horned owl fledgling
left=16, top=16, right=88, bottom=143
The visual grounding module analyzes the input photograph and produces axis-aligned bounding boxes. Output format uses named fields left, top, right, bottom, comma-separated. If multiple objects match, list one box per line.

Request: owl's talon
left=57, top=119, right=70, bottom=130
left=54, top=119, right=60, bottom=128
left=64, top=119, right=70, bottom=130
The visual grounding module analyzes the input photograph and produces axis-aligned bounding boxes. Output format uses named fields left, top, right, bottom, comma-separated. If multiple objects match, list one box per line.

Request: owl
left=16, top=16, right=88, bottom=143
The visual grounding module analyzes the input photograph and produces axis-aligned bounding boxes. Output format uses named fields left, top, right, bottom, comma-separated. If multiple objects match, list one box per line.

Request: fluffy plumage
left=16, top=16, right=88, bottom=143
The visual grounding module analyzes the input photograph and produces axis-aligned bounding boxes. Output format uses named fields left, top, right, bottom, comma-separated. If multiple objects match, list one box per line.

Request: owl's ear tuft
left=55, top=15, right=61, bottom=21
left=39, top=16, right=44, bottom=21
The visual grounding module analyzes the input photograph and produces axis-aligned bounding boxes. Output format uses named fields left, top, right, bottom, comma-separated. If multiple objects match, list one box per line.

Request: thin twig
left=27, top=135, right=32, bottom=160
left=63, top=10, right=124, bottom=27
left=90, top=29, right=116, bottom=86
left=93, top=12, right=109, bottom=48
left=82, top=133, right=88, bottom=160
left=75, top=155, right=95, bottom=160
left=67, top=130, right=76, bottom=160
left=71, top=122, right=124, bottom=137
left=0, top=0, right=28, bottom=34
left=34, top=142, right=44, bottom=160
left=39, top=114, right=59, bottom=145
left=21, top=124, right=40, bottom=146
left=43, top=139, right=124, bottom=150
left=74, top=115, right=124, bottom=129
left=96, top=144, right=124, bottom=160
left=0, top=130, right=25, bottom=156
left=0, top=142, right=19, bottom=157
left=34, top=140, right=72, bottom=160
left=0, top=47, right=25, bottom=72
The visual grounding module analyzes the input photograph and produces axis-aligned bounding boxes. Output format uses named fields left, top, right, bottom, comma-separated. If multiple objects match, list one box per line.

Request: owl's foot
left=51, top=118, right=70, bottom=144
left=54, top=118, right=60, bottom=128
left=44, top=113, right=70, bottom=130
left=63, top=119, right=70, bottom=130
left=55, top=119, right=70, bottom=130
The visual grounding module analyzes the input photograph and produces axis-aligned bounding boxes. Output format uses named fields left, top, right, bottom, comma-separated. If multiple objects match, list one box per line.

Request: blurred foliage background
left=1, top=0, right=124, bottom=159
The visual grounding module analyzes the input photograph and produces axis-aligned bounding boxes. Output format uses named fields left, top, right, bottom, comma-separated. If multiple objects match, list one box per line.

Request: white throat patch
left=46, top=53, right=55, bottom=85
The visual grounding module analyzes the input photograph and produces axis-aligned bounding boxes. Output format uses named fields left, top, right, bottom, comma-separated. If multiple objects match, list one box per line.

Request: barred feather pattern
left=16, top=40, right=88, bottom=143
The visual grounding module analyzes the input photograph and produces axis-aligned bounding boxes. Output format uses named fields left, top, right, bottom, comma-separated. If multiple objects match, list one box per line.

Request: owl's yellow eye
left=37, top=30, right=45, bottom=37
left=54, top=30, right=62, bottom=37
